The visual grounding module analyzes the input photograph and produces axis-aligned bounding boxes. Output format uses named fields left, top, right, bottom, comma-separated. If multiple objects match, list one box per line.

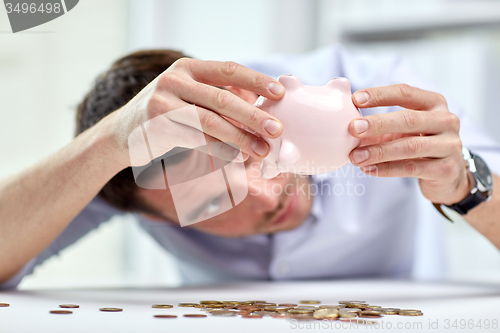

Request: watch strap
left=446, top=190, right=487, bottom=215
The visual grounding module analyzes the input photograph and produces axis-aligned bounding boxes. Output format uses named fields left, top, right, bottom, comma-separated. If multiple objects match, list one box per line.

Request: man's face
left=137, top=87, right=313, bottom=237
left=138, top=155, right=313, bottom=237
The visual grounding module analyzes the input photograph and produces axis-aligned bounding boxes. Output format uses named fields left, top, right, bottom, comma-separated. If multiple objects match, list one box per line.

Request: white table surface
left=1, top=279, right=499, bottom=333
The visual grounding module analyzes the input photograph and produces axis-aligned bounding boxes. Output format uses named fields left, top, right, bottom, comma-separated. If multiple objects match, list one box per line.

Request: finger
left=358, top=133, right=409, bottom=147
left=359, top=157, right=456, bottom=181
left=352, top=84, right=447, bottom=111
left=349, top=109, right=459, bottom=138
left=167, top=105, right=271, bottom=158
left=174, top=58, right=285, bottom=100
left=350, top=135, right=459, bottom=166
left=174, top=80, right=283, bottom=139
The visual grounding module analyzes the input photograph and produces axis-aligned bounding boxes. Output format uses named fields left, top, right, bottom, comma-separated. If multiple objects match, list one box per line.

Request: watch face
left=473, top=155, right=493, bottom=187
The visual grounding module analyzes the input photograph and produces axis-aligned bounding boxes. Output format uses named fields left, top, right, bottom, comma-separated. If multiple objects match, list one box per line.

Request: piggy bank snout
left=257, top=75, right=361, bottom=179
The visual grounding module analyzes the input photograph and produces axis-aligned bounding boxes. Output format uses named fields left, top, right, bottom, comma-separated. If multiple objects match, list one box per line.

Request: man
left=1, top=46, right=499, bottom=288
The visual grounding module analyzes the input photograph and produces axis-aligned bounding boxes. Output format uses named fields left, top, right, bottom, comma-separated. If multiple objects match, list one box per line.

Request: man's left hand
left=348, top=84, right=472, bottom=205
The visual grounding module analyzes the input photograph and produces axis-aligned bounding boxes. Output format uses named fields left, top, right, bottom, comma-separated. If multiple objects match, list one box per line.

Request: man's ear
left=224, top=86, right=259, bottom=104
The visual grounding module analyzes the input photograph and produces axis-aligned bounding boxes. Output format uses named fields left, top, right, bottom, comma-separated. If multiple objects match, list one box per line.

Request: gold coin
left=288, top=309, right=314, bottom=314
left=59, top=304, right=79, bottom=308
left=365, top=305, right=381, bottom=309
left=319, top=304, right=345, bottom=309
left=210, top=310, right=238, bottom=317
left=399, top=309, right=423, bottom=316
left=278, top=303, right=297, bottom=307
left=99, top=307, right=123, bottom=312
left=154, top=314, right=177, bottom=318
left=295, top=305, right=316, bottom=309
left=380, top=308, right=400, bottom=315
left=339, top=312, right=357, bottom=318
left=183, top=314, right=207, bottom=318
left=340, top=308, right=361, bottom=313
left=359, top=310, right=383, bottom=317
left=299, top=300, right=321, bottom=304
left=178, top=303, right=198, bottom=307
left=152, top=304, right=173, bottom=309
left=0, top=303, right=10, bottom=307
left=264, top=306, right=293, bottom=311
left=200, top=300, right=221, bottom=305
left=247, top=300, right=266, bottom=304
left=339, top=300, right=366, bottom=305
left=313, top=308, right=339, bottom=319
left=204, top=303, right=226, bottom=308
left=50, top=310, right=72, bottom=314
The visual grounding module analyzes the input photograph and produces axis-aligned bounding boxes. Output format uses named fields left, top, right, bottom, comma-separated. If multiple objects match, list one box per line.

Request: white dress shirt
left=3, top=45, right=500, bottom=289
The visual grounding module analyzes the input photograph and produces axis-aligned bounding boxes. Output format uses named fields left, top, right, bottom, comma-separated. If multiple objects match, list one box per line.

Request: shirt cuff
left=0, top=258, right=36, bottom=290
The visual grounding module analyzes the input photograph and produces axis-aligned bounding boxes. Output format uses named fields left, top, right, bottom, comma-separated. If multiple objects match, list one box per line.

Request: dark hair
left=76, top=49, right=189, bottom=213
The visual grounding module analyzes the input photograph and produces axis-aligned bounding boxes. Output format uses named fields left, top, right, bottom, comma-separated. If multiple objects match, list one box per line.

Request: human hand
left=112, top=58, right=285, bottom=167
left=348, top=84, right=472, bottom=205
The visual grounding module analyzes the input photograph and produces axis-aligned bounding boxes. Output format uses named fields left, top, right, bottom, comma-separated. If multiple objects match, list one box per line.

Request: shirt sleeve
left=0, top=196, right=121, bottom=290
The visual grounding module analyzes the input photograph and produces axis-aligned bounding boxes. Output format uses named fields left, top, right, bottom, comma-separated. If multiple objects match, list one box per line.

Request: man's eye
left=205, top=197, right=222, bottom=215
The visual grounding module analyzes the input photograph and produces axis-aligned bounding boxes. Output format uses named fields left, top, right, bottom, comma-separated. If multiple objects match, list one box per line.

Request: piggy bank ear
left=327, top=77, right=352, bottom=94
left=278, top=75, right=303, bottom=90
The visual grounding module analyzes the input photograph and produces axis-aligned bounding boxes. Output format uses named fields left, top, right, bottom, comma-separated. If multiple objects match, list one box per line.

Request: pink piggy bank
left=255, top=75, right=361, bottom=179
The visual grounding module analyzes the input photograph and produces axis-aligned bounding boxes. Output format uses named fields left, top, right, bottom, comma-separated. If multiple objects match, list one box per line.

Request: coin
left=154, top=314, right=177, bottom=318
left=278, top=303, right=297, bottom=307
left=399, top=309, right=423, bottom=316
left=319, top=304, right=345, bottom=309
left=152, top=304, right=173, bottom=309
left=50, top=310, right=72, bottom=314
left=241, top=314, right=263, bottom=318
left=200, top=300, right=221, bottom=304
left=99, top=307, right=123, bottom=312
left=288, top=308, right=314, bottom=314
left=178, top=303, right=198, bottom=307
left=340, top=308, right=361, bottom=313
left=313, top=308, right=339, bottom=319
left=359, top=310, right=383, bottom=318
left=295, top=305, right=316, bottom=309
left=0, top=303, right=10, bottom=307
left=236, top=305, right=262, bottom=311
left=204, top=303, right=227, bottom=308
left=264, top=306, right=293, bottom=311
left=365, top=305, right=381, bottom=309
left=59, top=304, right=79, bottom=308
left=380, top=308, right=400, bottom=315
left=299, top=300, right=321, bottom=304
left=184, top=314, right=207, bottom=318
left=339, top=300, right=366, bottom=304
left=339, top=312, right=357, bottom=318
left=210, top=310, right=238, bottom=317
left=247, top=300, right=267, bottom=304
left=345, top=302, right=369, bottom=308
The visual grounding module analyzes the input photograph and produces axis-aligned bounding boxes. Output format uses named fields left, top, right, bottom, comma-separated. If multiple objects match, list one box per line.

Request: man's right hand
left=112, top=58, right=286, bottom=167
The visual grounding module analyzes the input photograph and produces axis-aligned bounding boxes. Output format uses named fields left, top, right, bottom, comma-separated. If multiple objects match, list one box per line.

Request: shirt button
left=277, top=263, right=289, bottom=275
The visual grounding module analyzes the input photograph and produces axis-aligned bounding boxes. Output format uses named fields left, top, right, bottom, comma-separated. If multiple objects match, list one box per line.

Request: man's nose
left=248, top=178, right=282, bottom=213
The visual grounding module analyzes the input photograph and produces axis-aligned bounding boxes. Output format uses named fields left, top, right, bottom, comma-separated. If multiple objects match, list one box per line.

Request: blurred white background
left=1, top=0, right=500, bottom=289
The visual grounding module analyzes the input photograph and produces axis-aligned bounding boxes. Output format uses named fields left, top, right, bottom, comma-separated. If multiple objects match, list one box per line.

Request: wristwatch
left=433, top=147, right=494, bottom=222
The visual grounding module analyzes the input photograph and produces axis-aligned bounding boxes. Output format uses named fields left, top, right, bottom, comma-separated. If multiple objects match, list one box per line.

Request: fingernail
left=268, top=82, right=285, bottom=95
left=353, top=119, right=369, bottom=134
left=353, top=149, right=369, bottom=163
left=264, top=119, right=282, bottom=135
left=354, top=91, right=370, bottom=104
left=252, top=140, right=269, bottom=156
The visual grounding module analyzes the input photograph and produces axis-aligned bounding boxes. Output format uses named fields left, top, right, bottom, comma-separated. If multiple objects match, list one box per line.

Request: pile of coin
left=174, top=300, right=423, bottom=321
left=0, top=300, right=423, bottom=321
